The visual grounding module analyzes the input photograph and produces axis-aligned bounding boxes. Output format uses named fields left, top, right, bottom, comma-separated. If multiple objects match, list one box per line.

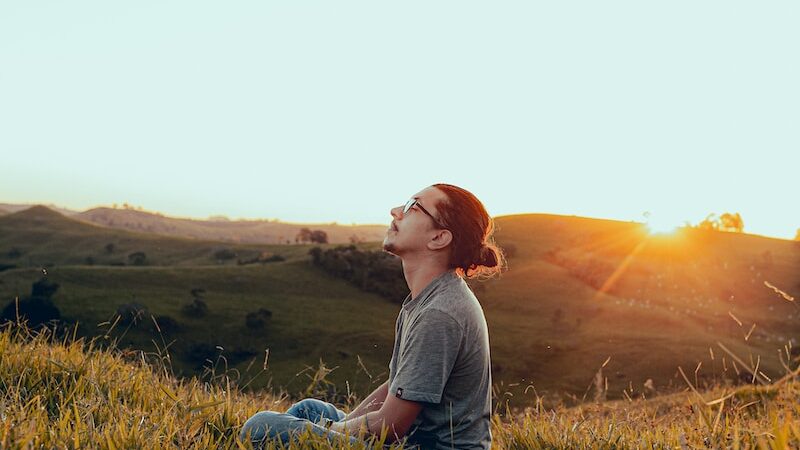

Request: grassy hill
left=0, top=205, right=312, bottom=267
left=483, top=214, right=799, bottom=402
left=0, top=201, right=388, bottom=244
left=1, top=320, right=798, bottom=448
left=76, top=207, right=388, bottom=244
left=1, top=206, right=798, bottom=409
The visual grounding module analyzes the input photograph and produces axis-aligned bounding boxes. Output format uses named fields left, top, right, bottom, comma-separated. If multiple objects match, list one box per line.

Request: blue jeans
left=240, top=398, right=367, bottom=448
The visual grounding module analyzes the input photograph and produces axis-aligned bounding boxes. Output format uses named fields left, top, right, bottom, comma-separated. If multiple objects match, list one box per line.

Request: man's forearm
left=344, top=380, right=388, bottom=420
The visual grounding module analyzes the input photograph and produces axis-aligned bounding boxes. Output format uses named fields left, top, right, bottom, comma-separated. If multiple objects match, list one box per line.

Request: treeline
left=309, top=246, right=409, bottom=302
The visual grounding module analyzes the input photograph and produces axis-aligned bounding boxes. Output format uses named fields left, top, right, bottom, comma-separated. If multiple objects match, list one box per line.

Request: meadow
left=1, top=318, right=798, bottom=449
left=1, top=204, right=798, bottom=431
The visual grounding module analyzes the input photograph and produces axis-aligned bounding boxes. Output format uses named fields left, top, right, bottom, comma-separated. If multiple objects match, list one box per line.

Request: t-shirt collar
left=401, top=269, right=458, bottom=312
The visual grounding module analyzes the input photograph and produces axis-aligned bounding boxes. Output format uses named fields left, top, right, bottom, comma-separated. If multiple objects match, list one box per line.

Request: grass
left=1, top=318, right=798, bottom=449
left=2, top=208, right=798, bottom=410
left=0, top=262, right=398, bottom=399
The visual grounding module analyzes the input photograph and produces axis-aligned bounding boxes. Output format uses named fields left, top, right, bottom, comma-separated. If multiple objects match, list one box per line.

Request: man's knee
left=239, top=411, right=283, bottom=443
left=286, top=398, right=326, bottom=420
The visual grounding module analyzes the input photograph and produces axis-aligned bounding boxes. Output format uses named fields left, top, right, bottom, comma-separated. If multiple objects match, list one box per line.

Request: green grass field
left=1, top=206, right=798, bottom=411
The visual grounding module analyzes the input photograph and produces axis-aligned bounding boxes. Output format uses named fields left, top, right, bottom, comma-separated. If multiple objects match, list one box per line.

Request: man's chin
left=382, top=241, right=398, bottom=256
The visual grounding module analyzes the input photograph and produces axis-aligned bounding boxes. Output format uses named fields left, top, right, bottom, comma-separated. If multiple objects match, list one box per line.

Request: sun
left=643, top=212, right=683, bottom=235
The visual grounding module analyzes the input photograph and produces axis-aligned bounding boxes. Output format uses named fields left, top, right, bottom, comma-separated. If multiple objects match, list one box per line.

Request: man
left=240, top=183, right=502, bottom=449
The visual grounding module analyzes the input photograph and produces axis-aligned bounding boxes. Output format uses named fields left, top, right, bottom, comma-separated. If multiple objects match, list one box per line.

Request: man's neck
left=401, top=255, right=450, bottom=299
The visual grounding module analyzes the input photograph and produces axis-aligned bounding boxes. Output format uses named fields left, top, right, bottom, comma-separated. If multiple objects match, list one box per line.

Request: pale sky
left=1, top=2, right=798, bottom=239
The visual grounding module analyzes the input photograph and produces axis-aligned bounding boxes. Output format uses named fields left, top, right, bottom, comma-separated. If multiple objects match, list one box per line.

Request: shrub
left=1, top=296, right=61, bottom=327
left=185, top=342, right=218, bottom=365
left=1, top=278, right=61, bottom=326
left=213, top=248, right=237, bottom=262
left=127, top=251, right=147, bottom=266
left=115, top=302, right=148, bottom=326
left=309, top=246, right=408, bottom=302
left=150, top=315, right=180, bottom=334
left=237, top=252, right=286, bottom=265
left=245, top=308, right=272, bottom=330
left=31, top=278, right=60, bottom=299
left=181, top=298, right=208, bottom=318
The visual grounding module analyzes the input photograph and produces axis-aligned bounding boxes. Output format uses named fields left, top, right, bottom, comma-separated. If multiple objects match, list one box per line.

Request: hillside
left=0, top=202, right=388, bottom=244
left=76, top=207, right=387, bottom=244
left=0, top=206, right=798, bottom=408
left=0, top=202, right=78, bottom=216
left=480, top=214, right=799, bottom=402
left=0, top=206, right=312, bottom=267
left=1, top=321, right=798, bottom=449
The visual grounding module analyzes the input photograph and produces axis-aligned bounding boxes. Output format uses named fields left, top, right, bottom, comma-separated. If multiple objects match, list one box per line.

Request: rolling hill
left=75, top=207, right=387, bottom=244
left=0, top=206, right=797, bottom=407
left=0, top=202, right=388, bottom=244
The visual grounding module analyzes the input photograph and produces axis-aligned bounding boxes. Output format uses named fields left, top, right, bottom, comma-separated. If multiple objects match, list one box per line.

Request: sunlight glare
left=644, top=212, right=682, bottom=235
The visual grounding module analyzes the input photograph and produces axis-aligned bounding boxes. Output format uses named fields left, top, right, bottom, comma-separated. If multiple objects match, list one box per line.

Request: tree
left=128, top=251, right=147, bottom=266
left=182, top=288, right=208, bottom=318
left=696, top=212, right=744, bottom=233
left=213, top=248, right=237, bottom=261
left=310, top=230, right=328, bottom=244
left=295, top=228, right=313, bottom=244
left=115, top=302, right=148, bottom=325
left=31, top=278, right=60, bottom=299
left=245, top=308, right=273, bottom=330
left=719, top=212, right=744, bottom=233
left=1, top=278, right=61, bottom=326
left=150, top=315, right=180, bottom=334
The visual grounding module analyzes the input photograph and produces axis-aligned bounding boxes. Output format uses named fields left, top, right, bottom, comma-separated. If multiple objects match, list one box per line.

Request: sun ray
left=592, top=238, right=649, bottom=300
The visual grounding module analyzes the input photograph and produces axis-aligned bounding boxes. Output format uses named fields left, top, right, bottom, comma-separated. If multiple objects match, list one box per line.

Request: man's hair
left=432, top=183, right=505, bottom=279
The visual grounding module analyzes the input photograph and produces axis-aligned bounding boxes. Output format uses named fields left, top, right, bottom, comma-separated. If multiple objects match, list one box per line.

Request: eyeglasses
left=402, top=198, right=445, bottom=229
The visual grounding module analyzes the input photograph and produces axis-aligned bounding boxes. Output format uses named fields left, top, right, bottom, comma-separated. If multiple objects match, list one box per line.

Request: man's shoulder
left=420, top=279, right=482, bottom=323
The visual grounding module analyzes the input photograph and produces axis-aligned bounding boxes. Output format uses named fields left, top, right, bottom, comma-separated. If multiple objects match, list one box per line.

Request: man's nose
left=390, top=206, right=403, bottom=219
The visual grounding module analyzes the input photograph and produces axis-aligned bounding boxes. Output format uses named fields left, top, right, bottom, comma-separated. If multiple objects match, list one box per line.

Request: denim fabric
left=239, top=398, right=363, bottom=448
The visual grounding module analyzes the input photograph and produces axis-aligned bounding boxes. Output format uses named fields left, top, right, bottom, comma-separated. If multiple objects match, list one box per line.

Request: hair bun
left=477, top=244, right=499, bottom=268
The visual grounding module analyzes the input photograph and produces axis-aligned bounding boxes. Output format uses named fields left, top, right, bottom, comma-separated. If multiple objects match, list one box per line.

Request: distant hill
left=0, top=202, right=388, bottom=244
left=0, top=205, right=312, bottom=267
left=0, top=203, right=78, bottom=216
left=75, top=207, right=387, bottom=244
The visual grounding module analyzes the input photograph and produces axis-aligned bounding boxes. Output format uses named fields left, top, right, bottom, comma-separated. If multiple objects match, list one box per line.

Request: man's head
left=383, top=184, right=504, bottom=279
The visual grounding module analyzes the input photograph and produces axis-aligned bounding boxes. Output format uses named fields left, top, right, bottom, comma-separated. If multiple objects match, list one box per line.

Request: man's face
left=383, top=186, right=448, bottom=257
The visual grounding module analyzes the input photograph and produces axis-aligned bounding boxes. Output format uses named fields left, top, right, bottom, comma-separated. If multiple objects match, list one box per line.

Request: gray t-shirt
left=388, top=270, right=492, bottom=450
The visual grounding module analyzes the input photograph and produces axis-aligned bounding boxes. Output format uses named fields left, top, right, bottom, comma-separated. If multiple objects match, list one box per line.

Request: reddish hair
left=432, top=183, right=505, bottom=279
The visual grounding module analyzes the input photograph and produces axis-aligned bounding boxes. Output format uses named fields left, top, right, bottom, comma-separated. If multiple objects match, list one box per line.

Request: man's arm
left=344, top=380, right=388, bottom=420
left=330, top=391, right=423, bottom=443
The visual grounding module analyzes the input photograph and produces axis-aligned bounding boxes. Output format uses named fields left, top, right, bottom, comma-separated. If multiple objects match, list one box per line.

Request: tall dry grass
left=0, top=313, right=798, bottom=449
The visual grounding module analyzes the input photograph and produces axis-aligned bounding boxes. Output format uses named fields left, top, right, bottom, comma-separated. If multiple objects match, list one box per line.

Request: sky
left=1, top=2, right=798, bottom=239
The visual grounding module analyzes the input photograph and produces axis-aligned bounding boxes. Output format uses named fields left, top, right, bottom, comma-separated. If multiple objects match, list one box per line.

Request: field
left=0, top=205, right=798, bottom=411
left=1, top=320, right=798, bottom=449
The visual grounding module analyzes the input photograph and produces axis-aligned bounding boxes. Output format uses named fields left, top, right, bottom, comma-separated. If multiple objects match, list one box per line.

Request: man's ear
left=427, top=229, right=453, bottom=251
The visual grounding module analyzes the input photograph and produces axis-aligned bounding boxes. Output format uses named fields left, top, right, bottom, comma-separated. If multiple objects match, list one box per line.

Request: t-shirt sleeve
left=388, top=309, right=463, bottom=404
